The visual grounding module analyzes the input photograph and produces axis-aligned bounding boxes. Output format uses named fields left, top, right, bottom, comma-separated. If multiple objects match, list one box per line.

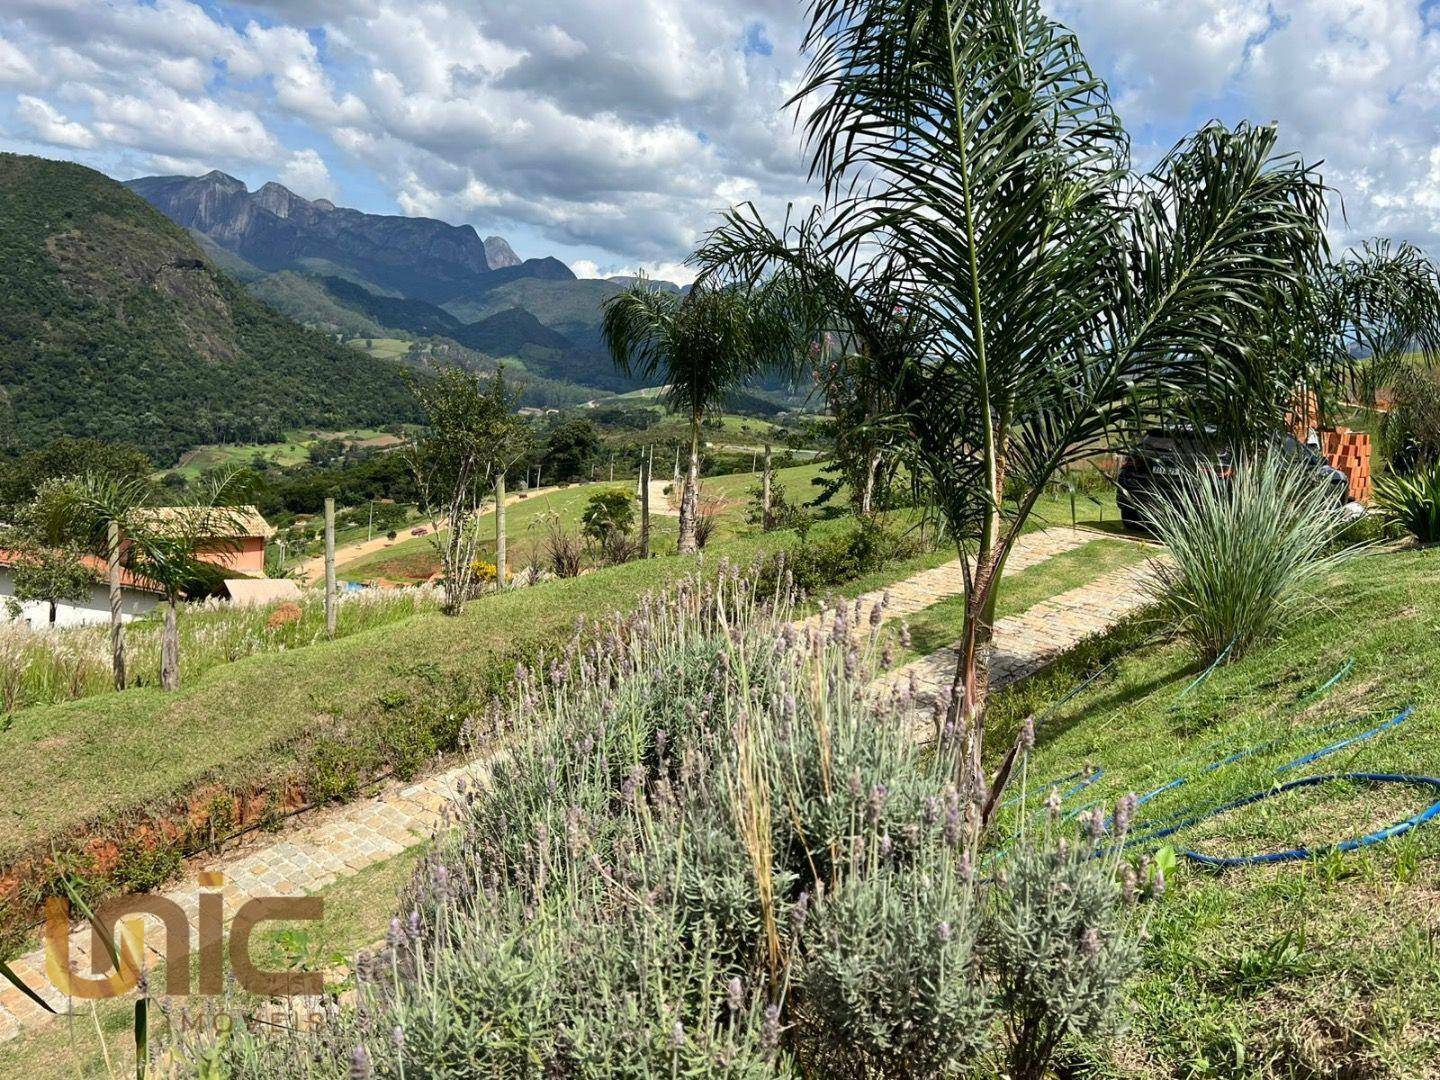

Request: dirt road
left=296, top=485, right=560, bottom=583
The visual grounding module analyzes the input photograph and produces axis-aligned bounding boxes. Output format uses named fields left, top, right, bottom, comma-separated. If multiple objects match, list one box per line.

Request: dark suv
left=1116, top=430, right=1350, bottom=532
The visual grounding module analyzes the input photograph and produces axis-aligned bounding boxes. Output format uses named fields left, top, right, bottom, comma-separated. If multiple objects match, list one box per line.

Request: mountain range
left=123, top=170, right=667, bottom=395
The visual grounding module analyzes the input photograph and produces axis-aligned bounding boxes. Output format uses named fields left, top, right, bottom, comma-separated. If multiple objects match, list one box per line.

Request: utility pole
left=609, top=454, right=614, bottom=482
left=495, top=472, right=507, bottom=589
left=324, top=497, right=336, bottom=639
left=640, top=446, right=651, bottom=559
left=367, top=500, right=374, bottom=542
left=108, top=520, right=126, bottom=691
left=762, top=443, right=773, bottom=531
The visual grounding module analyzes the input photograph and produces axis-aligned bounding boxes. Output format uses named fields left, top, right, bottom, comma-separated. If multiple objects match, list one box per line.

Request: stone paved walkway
left=795, top=526, right=1095, bottom=640
left=0, top=527, right=1141, bottom=1043
left=874, top=559, right=1158, bottom=708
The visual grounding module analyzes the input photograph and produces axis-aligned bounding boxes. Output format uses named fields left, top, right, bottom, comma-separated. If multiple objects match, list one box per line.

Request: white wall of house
left=0, top=569, right=161, bottom=629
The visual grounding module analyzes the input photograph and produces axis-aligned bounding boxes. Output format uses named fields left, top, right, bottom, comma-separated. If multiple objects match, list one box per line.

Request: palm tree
left=54, top=472, right=247, bottom=691
left=698, top=0, right=1329, bottom=831
left=602, top=282, right=794, bottom=554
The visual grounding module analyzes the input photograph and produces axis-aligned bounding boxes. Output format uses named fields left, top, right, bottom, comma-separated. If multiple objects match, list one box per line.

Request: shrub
left=985, top=835, right=1142, bottom=1080
left=580, top=488, right=636, bottom=545
left=173, top=567, right=1151, bottom=1078
left=1374, top=459, right=1440, bottom=542
left=538, top=512, right=583, bottom=578
left=802, top=869, right=991, bottom=1076
left=747, top=477, right=809, bottom=533
left=694, top=496, right=723, bottom=549
left=1379, top=367, right=1440, bottom=474
left=581, top=488, right=639, bottom=565
left=1141, top=451, right=1357, bottom=663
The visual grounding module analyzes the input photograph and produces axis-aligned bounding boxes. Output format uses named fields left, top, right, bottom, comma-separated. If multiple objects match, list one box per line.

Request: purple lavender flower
left=1045, top=787, right=1063, bottom=820
left=1114, top=793, right=1138, bottom=839
left=392, top=1025, right=405, bottom=1048
left=790, top=890, right=810, bottom=933
left=727, top=976, right=744, bottom=1013
left=867, top=783, right=889, bottom=823
left=349, top=1045, right=371, bottom=1080
left=1019, top=717, right=1035, bottom=753
left=936, top=920, right=952, bottom=943
left=762, top=1003, right=782, bottom=1050
left=670, top=1020, right=685, bottom=1050
left=1080, top=927, right=1101, bottom=958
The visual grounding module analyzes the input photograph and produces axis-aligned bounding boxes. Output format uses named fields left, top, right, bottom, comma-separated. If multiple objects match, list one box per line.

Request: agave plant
left=1374, top=460, right=1440, bottom=543
left=1141, top=451, right=1358, bottom=664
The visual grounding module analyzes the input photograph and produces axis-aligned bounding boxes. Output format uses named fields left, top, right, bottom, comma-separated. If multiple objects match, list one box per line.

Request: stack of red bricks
left=1319, top=428, right=1372, bottom=503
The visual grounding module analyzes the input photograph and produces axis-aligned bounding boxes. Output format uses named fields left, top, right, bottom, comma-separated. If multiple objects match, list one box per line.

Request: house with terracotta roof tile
left=0, top=548, right=163, bottom=628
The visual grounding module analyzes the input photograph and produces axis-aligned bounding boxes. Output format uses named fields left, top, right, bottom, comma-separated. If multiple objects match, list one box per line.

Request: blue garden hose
left=1275, top=707, right=1413, bottom=772
left=1175, top=773, right=1440, bottom=868
left=1109, top=706, right=1413, bottom=841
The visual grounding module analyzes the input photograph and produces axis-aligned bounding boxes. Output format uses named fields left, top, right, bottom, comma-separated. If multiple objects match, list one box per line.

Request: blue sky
left=2, top=1, right=1439, bottom=281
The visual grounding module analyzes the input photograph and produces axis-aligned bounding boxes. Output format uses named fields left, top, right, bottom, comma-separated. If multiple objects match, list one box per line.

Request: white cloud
left=278, top=147, right=336, bottom=200
left=15, top=94, right=94, bottom=149
left=86, top=82, right=281, bottom=162
left=0, top=35, right=39, bottom=86
left=1052, top=0, right=1440, bottom=252
left=3, top=0, right=1440, bottom=270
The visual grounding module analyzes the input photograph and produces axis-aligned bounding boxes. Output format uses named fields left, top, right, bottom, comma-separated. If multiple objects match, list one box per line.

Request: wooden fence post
left=762, top=444, right=773, bottom=530
left=324, top=497, right=336, bottom=639
left=495, top=472, right=507, bottom=588
left=108, top=519, right=126, bottom=690
left=640, top=447, right=651, bottom=559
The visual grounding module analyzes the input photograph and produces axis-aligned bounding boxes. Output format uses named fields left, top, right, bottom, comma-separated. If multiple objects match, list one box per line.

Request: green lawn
left=336, top=463, right=829, bottom=583
left=979, top=546, right=1440, bottom=1076
left=169, top=427, right=401, bottom=480
left=344, top=337, right=412, bottom=361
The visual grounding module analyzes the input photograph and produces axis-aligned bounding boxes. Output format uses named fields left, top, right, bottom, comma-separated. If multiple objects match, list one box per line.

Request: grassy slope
left=337, top=464, right=831, bottom=582
left=985, top=547, right=1440, bottom=1076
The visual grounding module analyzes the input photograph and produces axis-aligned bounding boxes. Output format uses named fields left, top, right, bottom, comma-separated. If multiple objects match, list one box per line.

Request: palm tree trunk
left=161, top=595, right=180, bottom=692
left=108, top=520, right=126, bottom=691
left=48, top=600, right=57, bottom=626
left=677, top=419, right=701, bottom=555
left=860, top=449, right=881, bottom=515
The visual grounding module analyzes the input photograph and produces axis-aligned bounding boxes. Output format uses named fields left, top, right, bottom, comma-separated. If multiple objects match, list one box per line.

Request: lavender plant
left=170, top=559, right=1151, bottom=1078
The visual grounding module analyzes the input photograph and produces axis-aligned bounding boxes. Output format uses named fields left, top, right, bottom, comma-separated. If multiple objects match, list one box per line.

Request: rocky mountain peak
left=197, top=170, right=247, bottom=193
left=253, top=180, right=308, bottom=219
left=484, top=235, right=521, bottom=270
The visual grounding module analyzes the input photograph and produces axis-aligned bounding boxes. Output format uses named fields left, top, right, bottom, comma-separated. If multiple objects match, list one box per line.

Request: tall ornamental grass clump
left=173, top=562, right=1155, bottom=1079
left=0, top=586, right=441, bottom=713
left=1141, top=451, right=1356, bottom=663
left=1374, top=459, right=1440, bottom=543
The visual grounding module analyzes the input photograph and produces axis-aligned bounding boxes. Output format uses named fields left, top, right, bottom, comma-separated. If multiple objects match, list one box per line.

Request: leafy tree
left=542, top=420, right=604, bottom=483
left=580, top=488, right=637, bottom=559
left=601, top=281, right=795, bottom=553
left=0, top=491, right=96, bottom=626
left=698, top=0, right=1329, bottom=830
left=406, top=367, right=530, bottom=615
left=0, top=437, right=152, bottom=515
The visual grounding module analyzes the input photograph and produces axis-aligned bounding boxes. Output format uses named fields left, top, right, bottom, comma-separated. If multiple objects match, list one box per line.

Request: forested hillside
left=0, top=155, right=421, bottom=464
